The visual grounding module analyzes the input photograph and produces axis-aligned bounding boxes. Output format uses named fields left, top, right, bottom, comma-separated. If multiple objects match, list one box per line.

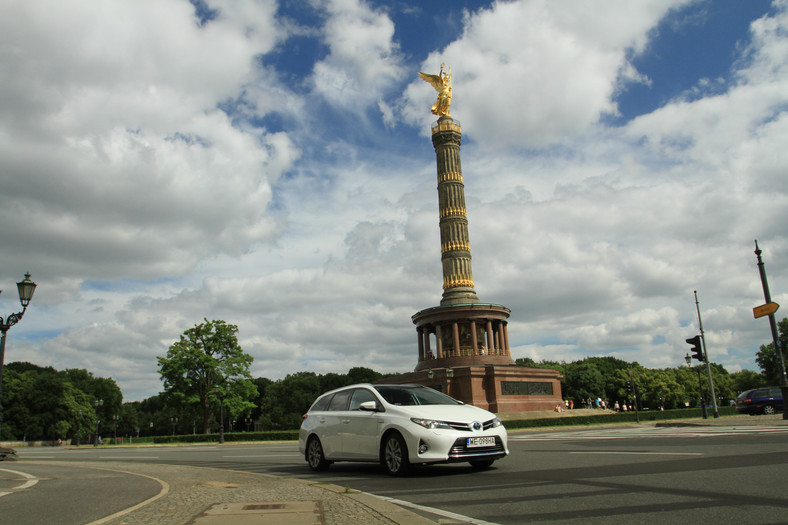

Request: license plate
left=466, top=436, right=495, bottom=448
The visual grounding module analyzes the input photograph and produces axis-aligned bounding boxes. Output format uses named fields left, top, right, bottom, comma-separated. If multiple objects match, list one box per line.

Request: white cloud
left=310, top=0, right=406, bottom=110
left=2, top=1, right=786, bottom=402
left=0, top=0, right=296, bottom=283
left=401, top=0, right=692, bottom=148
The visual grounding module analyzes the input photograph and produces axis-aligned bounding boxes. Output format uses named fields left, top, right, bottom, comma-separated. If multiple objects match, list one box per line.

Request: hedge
left=503, top=406, right=738, bottom=430
left=153, top=430, right=299, bottom=444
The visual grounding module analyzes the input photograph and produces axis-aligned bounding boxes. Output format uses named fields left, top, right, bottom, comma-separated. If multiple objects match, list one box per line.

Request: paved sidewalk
left=78, top=461, right=438, bottom=525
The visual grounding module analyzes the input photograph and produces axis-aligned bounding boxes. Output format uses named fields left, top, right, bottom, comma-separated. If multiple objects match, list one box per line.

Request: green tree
left=2, top=363, right=96, bottom=441
left=755, top=317, right=787, bottom=385
left=157, top=319, right=257, bottom=434
left=730, top=369, right=765, bottom=393
left=563, top=361, right=604, bottom=403
left=259, top=372, right=321, bottom=430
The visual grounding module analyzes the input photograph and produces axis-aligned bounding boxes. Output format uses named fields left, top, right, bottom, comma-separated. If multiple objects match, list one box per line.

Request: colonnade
left=417, top=318, right=510, bottom=362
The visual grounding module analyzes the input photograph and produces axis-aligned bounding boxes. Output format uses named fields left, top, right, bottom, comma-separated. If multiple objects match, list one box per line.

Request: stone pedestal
left=383, top=365, right=563, bottom=413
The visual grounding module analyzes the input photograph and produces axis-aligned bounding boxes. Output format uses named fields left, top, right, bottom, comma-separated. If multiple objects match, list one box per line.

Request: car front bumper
left=404, top=425, right=509, bottom=464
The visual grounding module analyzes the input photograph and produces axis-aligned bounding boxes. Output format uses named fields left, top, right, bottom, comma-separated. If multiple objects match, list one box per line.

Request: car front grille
left=444, top=418, right=499, bottom=432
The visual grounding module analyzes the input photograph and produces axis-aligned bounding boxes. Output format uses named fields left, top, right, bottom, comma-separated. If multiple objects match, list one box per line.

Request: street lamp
left=215, top=385, right=228, bottom=444
left=94, top=399, right=103, bottom=446
left=171, top=417, right=178, bottom=436
left=77, top=409, right=83, bottom=446
left=113, top=414, right=119, bottom=443
left=0, top=272, right=37, bottom=441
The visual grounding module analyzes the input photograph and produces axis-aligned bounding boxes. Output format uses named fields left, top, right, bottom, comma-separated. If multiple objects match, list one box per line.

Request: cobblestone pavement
left=69, top=461, right=438, bottom=525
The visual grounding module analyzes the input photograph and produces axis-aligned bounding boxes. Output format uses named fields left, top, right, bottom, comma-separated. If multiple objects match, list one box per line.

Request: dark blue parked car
left=735, top=386, right=784, bottom=415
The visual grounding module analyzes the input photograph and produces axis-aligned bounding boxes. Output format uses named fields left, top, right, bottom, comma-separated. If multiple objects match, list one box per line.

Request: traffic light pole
left=694, top=366, right=708, bottom=419
left=695, top=291, right=719, bottom=418
left=754, top=241, right=788, bottom=420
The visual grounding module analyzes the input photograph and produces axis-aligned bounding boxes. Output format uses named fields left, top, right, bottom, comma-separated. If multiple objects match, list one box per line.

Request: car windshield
left=373, top=385, right=461, bottom=406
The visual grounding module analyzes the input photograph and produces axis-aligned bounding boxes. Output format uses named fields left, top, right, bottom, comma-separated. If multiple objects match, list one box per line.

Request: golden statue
left=418, top=62, right=452, bottom=117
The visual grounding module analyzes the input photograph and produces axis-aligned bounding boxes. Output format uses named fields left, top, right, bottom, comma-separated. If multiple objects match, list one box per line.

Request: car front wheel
left=306, top=436, right=330, bottom=471
left=382, top=432, right=411, bottom=476
left=763, top=405, right=776, bottom=415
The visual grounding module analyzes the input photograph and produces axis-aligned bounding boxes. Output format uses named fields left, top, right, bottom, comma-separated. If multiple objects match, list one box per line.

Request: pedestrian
left=569, top=399, right=574, bottom=410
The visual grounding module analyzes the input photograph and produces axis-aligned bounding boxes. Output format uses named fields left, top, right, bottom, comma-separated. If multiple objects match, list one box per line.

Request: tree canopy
left=755, top=317, right=788, bottom=385
left=1, top=362, right=122, bottom=441
left=157, top=319, right=257, bottom=434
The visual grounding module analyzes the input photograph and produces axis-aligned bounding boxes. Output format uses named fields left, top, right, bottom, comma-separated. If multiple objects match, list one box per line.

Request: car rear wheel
left=469, top=459, right=495, bottom=469
left=382, top=432, right=411, bottom=476
left=763, top=405, right=776, bottom=415
left=306, top=436, right=330, bottom=471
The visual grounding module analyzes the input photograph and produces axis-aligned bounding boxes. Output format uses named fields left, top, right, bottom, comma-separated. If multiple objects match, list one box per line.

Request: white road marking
left=368, top=492, right=501, bottom=525
left=510, top=425, right=788, bottom=441
left=568, top=451, right=703, bottom=456
left=0, top=467, right=39, bottom=498
left=99, top=456, right=159, bottom=459
left=223, top=454, right=302, bottom=458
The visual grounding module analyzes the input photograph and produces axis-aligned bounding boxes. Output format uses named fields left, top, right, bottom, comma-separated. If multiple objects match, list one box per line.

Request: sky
left=1, top=0, right=787, bottom=402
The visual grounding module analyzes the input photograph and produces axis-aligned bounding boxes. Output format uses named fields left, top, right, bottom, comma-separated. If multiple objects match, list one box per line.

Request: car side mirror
left=359, top=401, right=379, bottom=412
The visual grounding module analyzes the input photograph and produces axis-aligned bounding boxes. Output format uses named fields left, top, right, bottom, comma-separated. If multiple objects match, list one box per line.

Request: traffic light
left=686, top=335, right=703, bottom=361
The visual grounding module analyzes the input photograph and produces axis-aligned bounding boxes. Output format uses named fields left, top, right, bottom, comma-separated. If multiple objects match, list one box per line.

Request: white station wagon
left=298, top=383, right=509, bottom=475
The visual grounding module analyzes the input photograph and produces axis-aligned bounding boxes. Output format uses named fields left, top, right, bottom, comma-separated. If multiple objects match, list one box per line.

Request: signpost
left=753, top=302, right=780, bottom=319
left=753, top=241, right=787, bottom=421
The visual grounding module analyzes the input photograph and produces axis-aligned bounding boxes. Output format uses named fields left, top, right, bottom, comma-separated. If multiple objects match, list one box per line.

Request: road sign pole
left=754, top=241, right=788, bottom=420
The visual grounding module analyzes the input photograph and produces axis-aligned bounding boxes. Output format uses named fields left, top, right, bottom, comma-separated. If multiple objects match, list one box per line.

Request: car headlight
left=410, top=417, right=453, bottom=430
left=492, top=417, right=502, bottom=428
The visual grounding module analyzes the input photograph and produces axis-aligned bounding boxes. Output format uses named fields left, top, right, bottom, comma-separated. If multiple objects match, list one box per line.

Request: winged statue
left=418, top=62, right=452, bottom=117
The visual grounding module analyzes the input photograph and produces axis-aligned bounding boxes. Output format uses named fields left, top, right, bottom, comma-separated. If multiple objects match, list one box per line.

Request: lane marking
left=567, top=451, right=703, bottom=456
left=84, top=467, right=170, bottom=525
left=99, top=456, right=159, bottom=459
left=367, top=492, right=500, bottom=525
left=223, top=454, right=302, bottom=458
left=0, top=467, right=39, bottom=497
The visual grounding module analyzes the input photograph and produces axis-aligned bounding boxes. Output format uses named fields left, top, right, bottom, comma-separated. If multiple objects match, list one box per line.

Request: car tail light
left=302, top=413, right=308, bottom=421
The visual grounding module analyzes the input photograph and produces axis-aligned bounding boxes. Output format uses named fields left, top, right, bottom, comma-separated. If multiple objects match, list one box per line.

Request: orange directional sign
left=753, top=302, right=780, bottom=319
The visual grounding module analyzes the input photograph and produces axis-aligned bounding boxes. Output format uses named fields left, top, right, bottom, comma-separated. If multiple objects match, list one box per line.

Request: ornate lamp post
left=112, top=414, right=119, bottom=443
left=93, top=399, right=103, bottom=446
left=214, top=385, right=228, bottom=444
left=170, top=417, right=178, bottom=436
left=0, top=272, right=37, bottom=441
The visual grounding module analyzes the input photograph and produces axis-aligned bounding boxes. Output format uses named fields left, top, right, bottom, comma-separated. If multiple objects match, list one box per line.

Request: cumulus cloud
left=401, top=0, right=692, bottom=148
left=0, top=0, right=294, bottom=285
left=2, top=1, right=786, bottom=401
left=310, top=0, right=406, bottom=110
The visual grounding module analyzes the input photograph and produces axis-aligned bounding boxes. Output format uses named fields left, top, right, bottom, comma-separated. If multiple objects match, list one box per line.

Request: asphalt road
left=9, top=421, right=788, bottom=524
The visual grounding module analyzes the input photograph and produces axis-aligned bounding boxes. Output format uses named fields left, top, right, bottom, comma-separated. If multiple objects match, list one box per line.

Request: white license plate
left=466, top=436, right=495, bottom=448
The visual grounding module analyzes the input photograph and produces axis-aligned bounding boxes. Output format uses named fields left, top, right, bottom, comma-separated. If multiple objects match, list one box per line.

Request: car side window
left=753, top=388, right=768, bottom=398
left=311, top=394, right=333, bottom=412
left=349, top=389, right=377, bottom=410
left=768, top=386, right=781, bottom=397
left=328, top=389, right=352, bottom=411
